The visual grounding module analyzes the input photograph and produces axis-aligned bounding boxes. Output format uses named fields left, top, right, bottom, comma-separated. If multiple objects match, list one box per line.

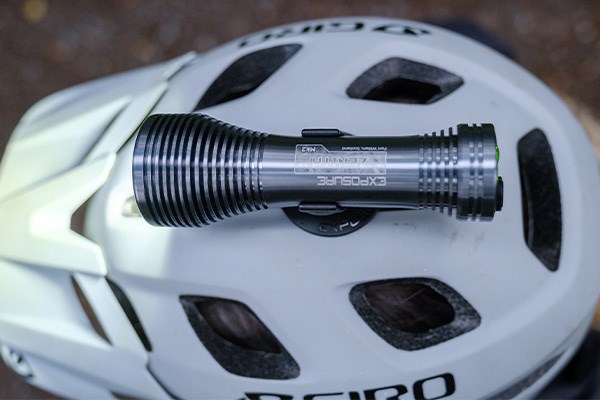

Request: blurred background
left=0, top=0, right=599, bottom=397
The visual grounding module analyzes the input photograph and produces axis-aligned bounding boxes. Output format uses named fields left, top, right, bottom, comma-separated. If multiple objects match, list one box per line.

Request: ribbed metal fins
left=467, top=125, right=485, bottom=219
left=417, top=128, right=459, bottom=215
left=455, top=124, right=497, bottom=221
left=135, top=114, right=267, bottom=227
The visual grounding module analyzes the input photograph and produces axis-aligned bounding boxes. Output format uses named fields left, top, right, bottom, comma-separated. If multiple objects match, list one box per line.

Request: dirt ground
left=0, top=0, right=599, bottom=398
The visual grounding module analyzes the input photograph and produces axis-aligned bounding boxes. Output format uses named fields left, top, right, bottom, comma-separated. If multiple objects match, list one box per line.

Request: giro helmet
left=0, top=17, right=598, bottom=399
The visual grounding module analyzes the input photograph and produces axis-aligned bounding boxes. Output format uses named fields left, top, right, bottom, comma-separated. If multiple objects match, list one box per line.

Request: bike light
left=133, top=113, right=503, bottom=227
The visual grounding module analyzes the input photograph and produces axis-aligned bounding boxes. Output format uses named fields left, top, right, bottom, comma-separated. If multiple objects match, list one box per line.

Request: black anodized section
left=180, top=296, right=300, bottom=380
left=346, top=58, right=463, bottom=104
left=517, top=129, right=562, bottom=271
left=196, top=44, right=302, bottom=110
left=350, top=278, right=480, bottom=351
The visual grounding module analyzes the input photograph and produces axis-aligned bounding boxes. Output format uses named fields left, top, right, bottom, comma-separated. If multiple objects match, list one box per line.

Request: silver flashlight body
left=133, top=113, right=502, bottom=227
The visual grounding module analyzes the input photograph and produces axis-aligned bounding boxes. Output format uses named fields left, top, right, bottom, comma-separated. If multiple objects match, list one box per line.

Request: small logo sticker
left=294, top=144, right=387, bottom=175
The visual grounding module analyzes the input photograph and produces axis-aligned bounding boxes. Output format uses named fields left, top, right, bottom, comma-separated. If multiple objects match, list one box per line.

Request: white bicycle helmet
left=0, top=17, right=599, bottom=399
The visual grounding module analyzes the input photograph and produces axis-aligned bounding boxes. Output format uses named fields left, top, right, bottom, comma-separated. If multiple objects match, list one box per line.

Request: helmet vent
left=346, top=58, right=463, bottom=104
left=364, top=282, right=455, bottom=334
left=71, top=276, right=110, bottom=344
left=107, top=279, right=152, bottom=352
left=70, top=198, right=92, bottom=240
left=180, top=296, right=300, bottom=379
left=517, top=129, right=562, bottom=271
left=111, top=391, right=141, bottom=400
left=195, top=44, right=302, bottom=110
left=197, top=299, right=281, bottom=353
left=350, top=278, right=480, bottom=351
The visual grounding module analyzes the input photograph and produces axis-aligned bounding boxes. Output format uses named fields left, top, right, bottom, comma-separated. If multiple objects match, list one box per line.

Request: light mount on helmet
left=132, top=113, right=503, bottom=228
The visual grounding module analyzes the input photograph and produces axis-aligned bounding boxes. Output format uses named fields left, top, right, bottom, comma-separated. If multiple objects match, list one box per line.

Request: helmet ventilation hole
left=360, top=78, right=442, bottom=104
left=350, top=278, right=480, bottom=350
left=70, top=198, right=92, bottom=240
left=107, top=279, right=153, bottom=352
left=71, top=276, right=110, bottom=344
left=346, top=58, right=463, bottom=104
left=111, top=391, right=142, bottom=400
left=364, top=282, right=455, bottom=334
left=180, top=296, right=300, bottom=379
left=195, top=44, right=302, bottom=110
left=518, top=129, right=562, bottom=271
left=196, top=299, right=281, bottom=353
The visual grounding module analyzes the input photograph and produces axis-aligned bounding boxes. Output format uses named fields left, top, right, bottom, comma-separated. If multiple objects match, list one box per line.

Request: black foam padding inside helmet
left=180, top=296, right=299, bottom=380
left=517, top=129, right=562, bottom=271
left=350, top=278, right=480, bottom=351
left=196, top=44, right=302, bottom=110
left=346, top=58, right=463, bottom=104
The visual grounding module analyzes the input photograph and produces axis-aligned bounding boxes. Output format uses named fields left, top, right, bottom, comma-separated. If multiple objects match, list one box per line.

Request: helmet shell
left=0, top=17, right=598, bottom=399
